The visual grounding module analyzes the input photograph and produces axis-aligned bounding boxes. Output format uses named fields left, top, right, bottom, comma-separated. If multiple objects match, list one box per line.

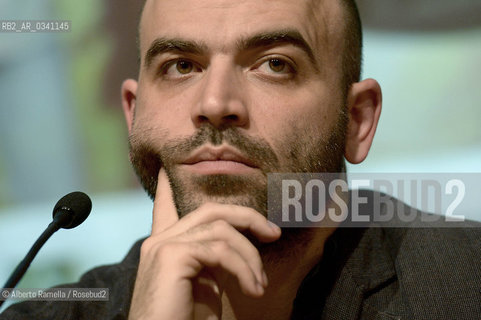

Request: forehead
left=139, top=0, right=343, bottom=58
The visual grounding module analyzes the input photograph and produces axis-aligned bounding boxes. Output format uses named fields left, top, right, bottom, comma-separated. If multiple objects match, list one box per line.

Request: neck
left=221, top=227, right=335, bottom=320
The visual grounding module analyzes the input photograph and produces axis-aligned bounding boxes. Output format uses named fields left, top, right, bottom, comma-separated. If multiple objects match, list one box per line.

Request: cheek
left=252, top=86, right=338, bottom=150
left=134, top=84, right=194, bottom=139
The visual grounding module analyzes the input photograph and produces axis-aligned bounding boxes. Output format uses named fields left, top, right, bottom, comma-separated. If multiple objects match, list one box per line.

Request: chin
left=169, top=173, right=268, bottom=218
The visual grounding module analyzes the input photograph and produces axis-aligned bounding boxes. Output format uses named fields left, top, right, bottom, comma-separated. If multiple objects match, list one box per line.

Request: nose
left=191, top=58, right=249, bottom=129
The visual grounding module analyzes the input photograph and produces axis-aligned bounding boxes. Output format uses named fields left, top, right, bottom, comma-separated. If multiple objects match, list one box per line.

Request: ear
left=344, top=78, right=382, bottom=164
left=121, top=79, right=138, bottom=134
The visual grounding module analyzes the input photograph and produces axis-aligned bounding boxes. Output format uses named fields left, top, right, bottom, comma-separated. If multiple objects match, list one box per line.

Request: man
left=2, top=0, right=480, bottom=319
left=123, top=0, right=380, bottom=318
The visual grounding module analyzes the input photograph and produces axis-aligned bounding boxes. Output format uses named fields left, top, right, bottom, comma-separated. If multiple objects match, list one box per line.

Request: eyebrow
left=143, top=29, right=318, bottom=70
left=144, top=38, right=208, bottom=68
left=237, top=29, right=317, bottom=66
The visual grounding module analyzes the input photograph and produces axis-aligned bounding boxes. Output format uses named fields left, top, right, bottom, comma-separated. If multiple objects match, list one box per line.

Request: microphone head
left=52, top=191, right=92, bottom=229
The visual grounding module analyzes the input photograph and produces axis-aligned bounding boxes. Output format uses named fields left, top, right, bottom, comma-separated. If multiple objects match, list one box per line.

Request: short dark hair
left=340, top=0, right=363, bottom=95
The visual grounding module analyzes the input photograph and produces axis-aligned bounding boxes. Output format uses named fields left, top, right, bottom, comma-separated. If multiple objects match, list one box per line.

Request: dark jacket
left=2, top=191, right=480, bottom=319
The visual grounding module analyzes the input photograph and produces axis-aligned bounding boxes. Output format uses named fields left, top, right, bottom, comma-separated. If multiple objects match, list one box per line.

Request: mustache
left=128, top=124, right=279, bottom=199
left=157, top=124, right=280, bottom=172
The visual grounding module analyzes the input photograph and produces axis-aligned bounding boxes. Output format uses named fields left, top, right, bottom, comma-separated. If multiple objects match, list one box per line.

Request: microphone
left=52, top=191, right=92, bottom=229
left=0, top=192, right=92, bottom=307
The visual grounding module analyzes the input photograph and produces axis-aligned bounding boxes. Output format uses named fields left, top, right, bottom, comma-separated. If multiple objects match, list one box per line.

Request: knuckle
left=141, top=238, right=182, bottom=261
left=245, top=248, right=262, bottom=266
left=139, top=236, right=156, bottom=254
left=212, top=219, right=231, bottom=232
left=246, top=243, right=261, bottom=257
left=211, top=240, right=230, bottom=254
left=247, top=207, right=265, bottom=221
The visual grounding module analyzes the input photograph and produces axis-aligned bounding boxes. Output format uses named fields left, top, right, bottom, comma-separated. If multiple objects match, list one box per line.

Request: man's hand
left=128, top=169, right=281, bottom=320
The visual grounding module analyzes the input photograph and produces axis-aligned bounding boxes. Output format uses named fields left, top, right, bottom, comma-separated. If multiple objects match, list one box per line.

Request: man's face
left=130, top=0, right=348, bottom=217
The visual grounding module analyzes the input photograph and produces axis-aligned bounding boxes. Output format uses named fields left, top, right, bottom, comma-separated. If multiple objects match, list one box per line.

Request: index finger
left=152, top=168, right=179, bottom=235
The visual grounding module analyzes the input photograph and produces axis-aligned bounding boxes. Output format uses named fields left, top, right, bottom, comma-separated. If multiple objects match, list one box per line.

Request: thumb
left=152, top=168, right=179, bottom=234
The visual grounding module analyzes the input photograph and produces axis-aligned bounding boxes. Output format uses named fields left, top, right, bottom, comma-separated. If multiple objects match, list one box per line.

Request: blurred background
left=1, top=0, right=480, bottom=311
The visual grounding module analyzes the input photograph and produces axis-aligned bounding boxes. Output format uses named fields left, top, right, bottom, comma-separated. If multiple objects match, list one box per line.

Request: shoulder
left=0, top=239, right=144, bottom=320
left=356, top=189, right=481, bottom=278
left=359, top=191, right=481, bottom=318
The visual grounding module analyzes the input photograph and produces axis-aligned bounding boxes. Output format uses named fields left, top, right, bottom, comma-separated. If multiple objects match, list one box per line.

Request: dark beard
left=129, top=108, right=348, bottom=261
left=129, top=124, right=279, bottom=216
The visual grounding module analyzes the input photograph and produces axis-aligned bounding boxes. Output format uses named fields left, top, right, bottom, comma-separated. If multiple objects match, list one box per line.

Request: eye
left=176, top=60, right=194, bottom=74
left=256, top=57, right=296, bottom=77
left=160, top=59, right=202, bottom=78
left=268, top=59, right=287, bottom=73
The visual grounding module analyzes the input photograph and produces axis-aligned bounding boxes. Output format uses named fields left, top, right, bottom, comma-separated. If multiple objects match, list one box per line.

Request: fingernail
left=267, top=220, right=280, bottom=232
left=262, top=270, right=268, bottom=287
left=256, top=282, right=265, bottom=295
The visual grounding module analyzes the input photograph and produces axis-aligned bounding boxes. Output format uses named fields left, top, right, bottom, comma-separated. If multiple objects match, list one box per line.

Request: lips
left=182, top=145, right=257, bottom=168
left=180, top=145, right=259, bottom=175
